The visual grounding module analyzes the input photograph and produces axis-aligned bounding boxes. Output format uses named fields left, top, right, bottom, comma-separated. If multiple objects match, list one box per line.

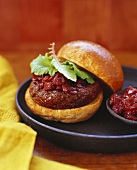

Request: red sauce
left=110, top=86, right=137, bottom=121
left=32, top=72, right=88, bottom=93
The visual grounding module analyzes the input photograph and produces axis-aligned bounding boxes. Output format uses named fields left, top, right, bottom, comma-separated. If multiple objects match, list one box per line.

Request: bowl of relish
left=106, top=86, right=137, bottom=125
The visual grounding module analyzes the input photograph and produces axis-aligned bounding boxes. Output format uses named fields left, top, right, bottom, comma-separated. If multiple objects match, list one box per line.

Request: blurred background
left=0, top=0, right=137, bottom=51
left=0, top=0, right=137, bottom=83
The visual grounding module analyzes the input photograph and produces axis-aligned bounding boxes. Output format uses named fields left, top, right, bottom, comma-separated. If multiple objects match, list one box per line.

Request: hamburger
left=25, top=40, right=124, bottom=123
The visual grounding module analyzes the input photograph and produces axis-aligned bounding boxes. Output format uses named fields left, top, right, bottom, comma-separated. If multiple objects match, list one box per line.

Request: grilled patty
left=29, top=73, right=101, bottom=109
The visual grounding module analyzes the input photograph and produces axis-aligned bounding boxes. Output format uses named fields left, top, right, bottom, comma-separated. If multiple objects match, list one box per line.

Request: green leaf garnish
left=30, top=53, right=57, bottom=76
left=30, top=42, right=95, bottom=84
left=50, top=43, right=77, bottom=82
left=62, top=61, right=95, bottom=84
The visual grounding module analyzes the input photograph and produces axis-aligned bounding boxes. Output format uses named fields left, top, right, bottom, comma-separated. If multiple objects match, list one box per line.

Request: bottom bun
left=25, top=88, right=103, bottom=123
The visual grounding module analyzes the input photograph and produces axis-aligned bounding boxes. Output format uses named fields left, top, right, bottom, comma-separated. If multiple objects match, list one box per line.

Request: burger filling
left=29, top=72, right=101, bottom=109
left=29, top=42, right=101, bottom=109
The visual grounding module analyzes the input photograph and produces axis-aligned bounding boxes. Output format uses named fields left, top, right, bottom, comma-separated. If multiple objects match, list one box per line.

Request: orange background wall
left=0, top=0, right=137, bottom=51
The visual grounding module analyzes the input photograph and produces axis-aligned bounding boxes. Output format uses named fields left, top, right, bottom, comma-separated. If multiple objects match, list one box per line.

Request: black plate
left=16, top=66, right=137, bottom=153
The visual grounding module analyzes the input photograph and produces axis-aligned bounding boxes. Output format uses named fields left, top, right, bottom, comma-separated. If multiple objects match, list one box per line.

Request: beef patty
left=29, top=72, right=101, bottom=109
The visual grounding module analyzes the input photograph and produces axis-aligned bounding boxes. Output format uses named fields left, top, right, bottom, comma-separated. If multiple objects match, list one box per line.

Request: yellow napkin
left=30, top=156, right=84, bottom=170
left=0, top=56, right=20, bottom=122
left=0, top=122, right=36, bottom=170
left=0, top=55, right=85, bottom=170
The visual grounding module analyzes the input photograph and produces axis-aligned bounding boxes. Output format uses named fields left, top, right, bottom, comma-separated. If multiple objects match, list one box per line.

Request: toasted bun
left=25, top=88, right=103, bottom=123
left=57, top=41, right=124, bottom=92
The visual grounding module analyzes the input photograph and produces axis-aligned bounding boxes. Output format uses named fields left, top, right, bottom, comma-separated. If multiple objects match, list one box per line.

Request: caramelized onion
left=110, top=86, right=137, bottom=121
left=32, top=72, right=89, bottom=93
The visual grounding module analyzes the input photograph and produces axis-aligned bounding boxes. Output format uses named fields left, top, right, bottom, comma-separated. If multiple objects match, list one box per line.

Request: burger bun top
left=57, top=40, right=124, bottom=93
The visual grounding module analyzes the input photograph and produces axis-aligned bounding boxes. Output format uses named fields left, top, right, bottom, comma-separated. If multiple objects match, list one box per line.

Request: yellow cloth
left=30, top=156, right=83, bottom=170
left=0, top=122, right=36, bottom=170
left=0, top=56, right=20, bottom=122
left=0, top=55, right=85, bottom=170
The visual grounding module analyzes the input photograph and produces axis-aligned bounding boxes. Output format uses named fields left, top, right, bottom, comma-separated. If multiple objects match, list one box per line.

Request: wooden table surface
left=1, top=50, right=137, bottom=170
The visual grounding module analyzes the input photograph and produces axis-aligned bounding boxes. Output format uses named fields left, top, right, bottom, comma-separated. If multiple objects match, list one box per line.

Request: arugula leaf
left=62, top=61, right=95, bottom=84
left=52, top=59, right=77, bottom=82
left=30, top=54, right=57, bottom=76
left=30, top=43, right=95, bottom=84
left=50, top=43, right=76, bottom=81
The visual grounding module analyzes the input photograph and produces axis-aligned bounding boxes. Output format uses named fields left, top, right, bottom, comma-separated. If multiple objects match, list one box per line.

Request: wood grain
left=0, top=0, right=137, bottom=51
left=34, top=136, right=137, bottom=169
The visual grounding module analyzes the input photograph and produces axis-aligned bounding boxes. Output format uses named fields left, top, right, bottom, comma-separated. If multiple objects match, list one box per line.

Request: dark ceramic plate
left=16, top=66, right=137, bottom=153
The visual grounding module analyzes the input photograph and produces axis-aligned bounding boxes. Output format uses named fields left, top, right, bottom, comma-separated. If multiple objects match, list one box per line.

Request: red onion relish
left=32, top=72, right=88, bottom=94
left=110, top=86, right=137, bottom=121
